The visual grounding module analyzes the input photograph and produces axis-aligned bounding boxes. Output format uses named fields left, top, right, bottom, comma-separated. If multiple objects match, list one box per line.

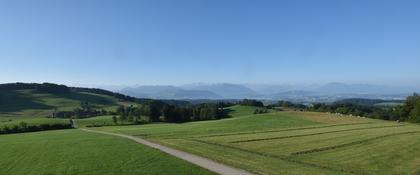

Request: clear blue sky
left=1, top=0, right=419, bottom=86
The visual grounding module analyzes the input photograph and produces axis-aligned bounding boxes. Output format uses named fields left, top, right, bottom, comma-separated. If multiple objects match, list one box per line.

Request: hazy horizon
left=1, top=81, right=419, bottom=89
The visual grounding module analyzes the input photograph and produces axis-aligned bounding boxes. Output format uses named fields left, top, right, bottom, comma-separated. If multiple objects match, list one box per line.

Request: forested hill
left=0, top=82, right=188, bottom=118
left=0, top=82, right=140, bottom=101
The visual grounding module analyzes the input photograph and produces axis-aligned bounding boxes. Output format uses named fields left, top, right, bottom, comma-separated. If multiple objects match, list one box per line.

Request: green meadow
left=92, top=105, right=420, bottom=175
left=0, top=129, right=215, bottom=175
left=2, top=103, right=420, bottom=174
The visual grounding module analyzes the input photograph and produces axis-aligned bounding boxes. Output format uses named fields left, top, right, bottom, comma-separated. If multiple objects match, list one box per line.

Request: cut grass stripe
left=190, top=139, right=371, bottom=175
left=196, top=122, right=373, bottom=138
left=291, top=130, right=420, bottom=156
left=230, top=125, right=404, bottom=143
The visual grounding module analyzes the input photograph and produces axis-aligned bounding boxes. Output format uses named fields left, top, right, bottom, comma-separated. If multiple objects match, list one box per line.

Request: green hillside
left=0, top=83, right=137, bottom=118
left=0, top=90, right=118, bottom=118
left=226, top=105, right=267, bottom=117
left=0, top=82, right=234, bottom=134
left=0, top=83, right=143, bottom=134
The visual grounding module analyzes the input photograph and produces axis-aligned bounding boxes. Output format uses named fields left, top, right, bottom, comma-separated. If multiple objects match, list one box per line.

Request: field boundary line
left=291, top=130, right=420, bottom=155
left=230, top=125, right=403, bottom=143
left=80, top=128, right=254, bottom=175
left=196, top=122, right=373, bottom=138
left=191, top=139, right=370, bottom=175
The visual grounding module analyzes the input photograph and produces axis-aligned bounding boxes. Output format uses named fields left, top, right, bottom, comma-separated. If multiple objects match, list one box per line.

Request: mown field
left=94, top=105, right=420, bottom=175
left=0, top=129, right=215, bottom=175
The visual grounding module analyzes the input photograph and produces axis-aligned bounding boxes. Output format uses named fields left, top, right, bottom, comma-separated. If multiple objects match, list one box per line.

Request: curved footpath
left=80, top=128, right=254, bottom=175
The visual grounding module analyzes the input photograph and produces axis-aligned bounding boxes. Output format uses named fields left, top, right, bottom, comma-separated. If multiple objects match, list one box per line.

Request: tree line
left=238, top=99, right=264, bottom=107
left=1, top=82, right=193, bottom=109
left=115, top=102, right=228, bottom=123
left=309, top=93, right=420, bottom=123
left=392, top=93, right=420, bottom=122
left=0, top=122, right=72, bottom=135
left=0, top=82, right=70, bottom=94
left=0, top=82, right=149, bottom=102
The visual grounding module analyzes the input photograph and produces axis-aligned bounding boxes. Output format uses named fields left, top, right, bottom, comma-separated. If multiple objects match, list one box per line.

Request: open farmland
left=93, top=105, right=420, bottom=175
left=0, top=129, right=215, bottom=175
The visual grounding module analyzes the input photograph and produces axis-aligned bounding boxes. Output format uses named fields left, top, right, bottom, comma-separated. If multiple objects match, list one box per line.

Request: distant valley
left=116, top=83, right=418, bottom=103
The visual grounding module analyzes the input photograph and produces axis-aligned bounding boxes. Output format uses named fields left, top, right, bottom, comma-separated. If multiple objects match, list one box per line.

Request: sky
left=0, top=0, right=419, bottom=86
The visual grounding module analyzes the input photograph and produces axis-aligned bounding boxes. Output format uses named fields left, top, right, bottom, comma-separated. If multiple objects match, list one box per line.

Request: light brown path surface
left=81, top=128, right=254, bottom=175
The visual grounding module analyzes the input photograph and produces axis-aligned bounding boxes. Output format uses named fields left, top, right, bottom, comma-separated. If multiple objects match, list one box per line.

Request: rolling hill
left=0, top=83, right=138, bottom=118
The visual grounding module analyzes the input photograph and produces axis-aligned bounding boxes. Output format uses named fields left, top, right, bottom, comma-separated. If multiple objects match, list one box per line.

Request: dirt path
left=80, top=128, right=254, bottom=175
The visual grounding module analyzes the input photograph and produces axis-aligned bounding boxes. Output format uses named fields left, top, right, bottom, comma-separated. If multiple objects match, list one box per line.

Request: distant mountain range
left=180, top=83, right=259, bottom=99
left=117, top=82, right=419, bottom=102
left=120, top=85, right=221, bottom=99
left=120, top=83, right=260, bottom=99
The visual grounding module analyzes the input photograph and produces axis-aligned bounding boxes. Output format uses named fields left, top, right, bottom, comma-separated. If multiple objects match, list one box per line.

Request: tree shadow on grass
left=224, top=108, right=234, bottom=118
left=0, top=90, right=54, bottom=112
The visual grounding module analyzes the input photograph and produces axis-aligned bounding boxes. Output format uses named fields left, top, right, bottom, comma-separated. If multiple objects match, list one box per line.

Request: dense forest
left=0, top=82, right=69, bottom=93
left=238, top=99, right=264, bottom=107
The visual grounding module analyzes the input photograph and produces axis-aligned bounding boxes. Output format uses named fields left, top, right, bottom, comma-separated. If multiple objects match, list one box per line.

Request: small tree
left=112, top=115, right=118, bottom=124
left=69, top=118, right=75, bottom=128
left=19, top=122, right=28, bottom=131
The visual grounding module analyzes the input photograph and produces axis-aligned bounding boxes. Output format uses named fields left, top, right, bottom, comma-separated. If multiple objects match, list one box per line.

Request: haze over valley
left=113, top=82, right=417, bottom=102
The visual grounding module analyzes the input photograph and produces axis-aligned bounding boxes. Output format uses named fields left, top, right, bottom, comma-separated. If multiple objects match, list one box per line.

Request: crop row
left=197, top=122, right=373, bottom=138
left=190, top=139, right=370, bottom=175
left=291, top=130, right=420, bottom=156
left=230, top=125, right=403, bottom=143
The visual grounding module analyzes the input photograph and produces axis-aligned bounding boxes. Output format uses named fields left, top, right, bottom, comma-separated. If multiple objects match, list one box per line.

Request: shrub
left=0, top=123, right=72, bottom=135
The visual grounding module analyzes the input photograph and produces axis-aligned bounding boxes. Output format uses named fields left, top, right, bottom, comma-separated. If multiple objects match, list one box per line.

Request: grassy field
left=93, top=105, right=420, bottom=175
left=227, top=105, right=269, bottom=117
left=2, top=104, right=420, bottom=174
left=0, top=129, right=215, bottom=175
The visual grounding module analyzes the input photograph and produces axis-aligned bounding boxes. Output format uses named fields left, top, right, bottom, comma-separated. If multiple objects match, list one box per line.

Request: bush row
left=0, top=122, right=73, bottom=135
